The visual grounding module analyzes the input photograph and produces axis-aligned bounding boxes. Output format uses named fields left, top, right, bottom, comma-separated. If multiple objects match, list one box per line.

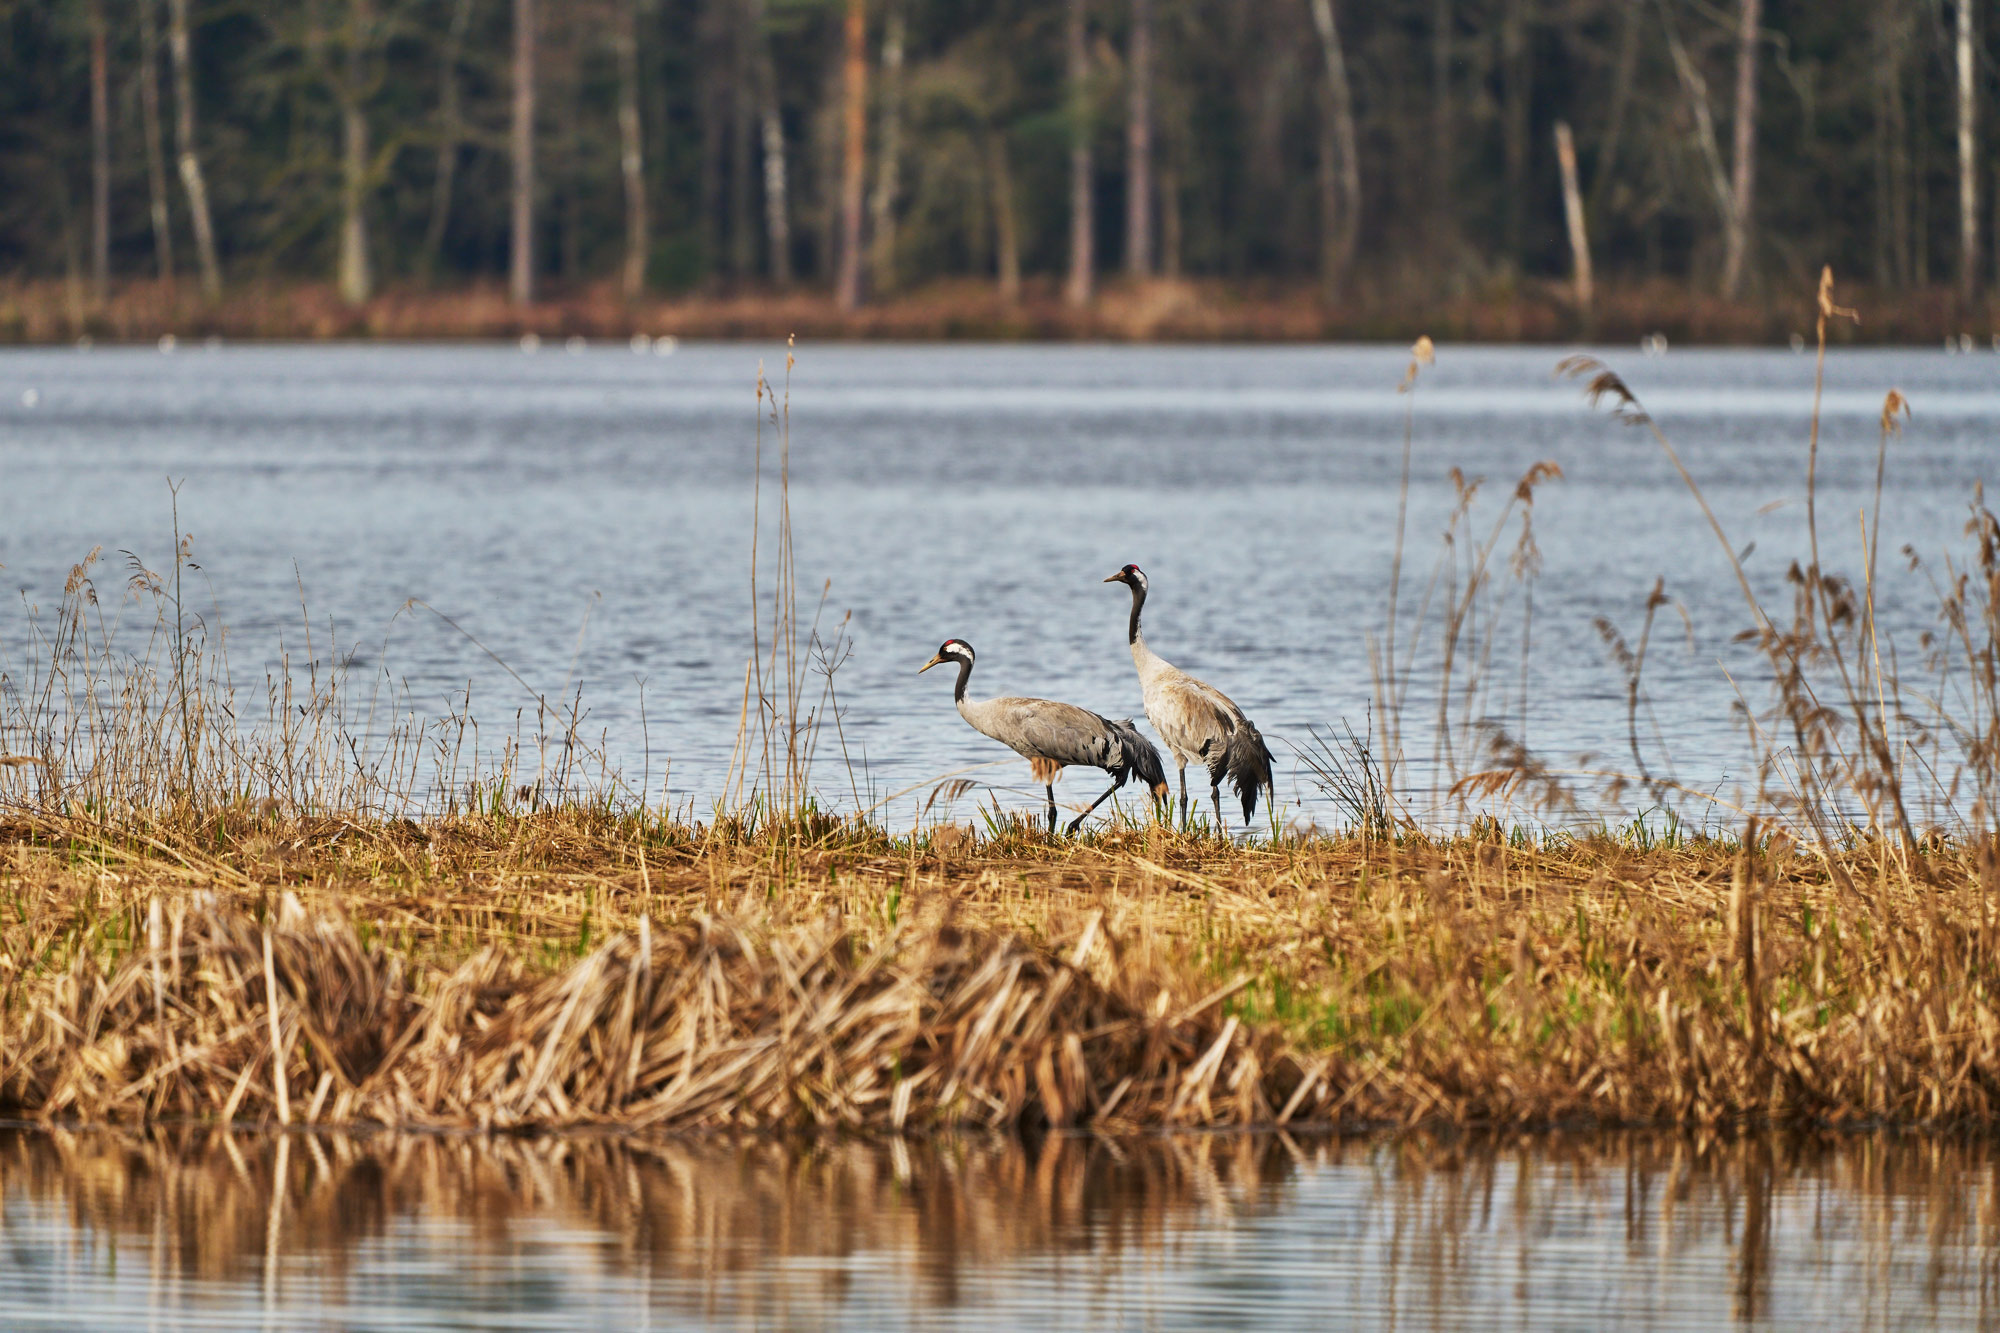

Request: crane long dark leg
left=1065, top=780, right=1123, bottom=835
left=1177, top=765, right=1189, bottom=830
left=1045, top=784, right=1058, bottom=834
left=1210, top=783, right=1223, bottom=835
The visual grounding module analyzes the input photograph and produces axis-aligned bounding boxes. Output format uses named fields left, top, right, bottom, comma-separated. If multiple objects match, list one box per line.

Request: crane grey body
left=920, top=639, right=1168, bottom=834
left=1103, top=565, right=1275, bottom=830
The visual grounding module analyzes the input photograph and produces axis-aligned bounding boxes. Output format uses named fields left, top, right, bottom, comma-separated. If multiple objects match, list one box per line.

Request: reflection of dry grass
left=8, top=1126, right=1999, bottom=1322
left=5, top=815, right=2000, bottom=1131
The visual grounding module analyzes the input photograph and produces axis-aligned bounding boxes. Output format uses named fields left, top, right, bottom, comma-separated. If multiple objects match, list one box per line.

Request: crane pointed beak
left=918, top=654, right=942, bottom=673
left=1102, top=572, right=1124, bottom=584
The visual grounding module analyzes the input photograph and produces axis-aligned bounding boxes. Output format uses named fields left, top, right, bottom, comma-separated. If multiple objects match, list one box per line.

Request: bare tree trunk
left=835, top=0, right=867, bottom=311
left=1720, top=0, right=1761, bottom=298
left=336, top=0, right=373, bottom=307
left=138, top=0, right=175, bottom=285
left=615, top=0, right=647, bottom=299
left=1160, top=161, right=1181, bottom=277
left=1064, top=0, right=1094, bottom=307
left=167, top=0, right=221, bottom=301
left=1554, top=121, right=1592, bottom=315
left=1307, top=0, right=1361, bottom=293
left=422, top=0, right=473, bottom=283
left=1125, top=0, right=1153, bottom=276
left=1662, top=2, right=1736, bottom=283
left=86, top=0, right=111, bottom=304
left=1958, top=0, right=1977, bottom=300
left=511, top=0, right=535, bottom=305
left=986, top=131, right=1021, bottom=305
left=868, top=0, right=905, bottom=292
left=1498, top=0, right=1529, bottom=265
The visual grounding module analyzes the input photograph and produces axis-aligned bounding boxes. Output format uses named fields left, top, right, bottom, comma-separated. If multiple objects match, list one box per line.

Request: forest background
left=0, top=0, right=1991, bottom=342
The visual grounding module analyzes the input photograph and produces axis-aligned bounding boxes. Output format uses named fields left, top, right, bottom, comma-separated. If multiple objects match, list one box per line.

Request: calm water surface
left=1, top=341, right=1995, bottom=823
left=2, top=1127, right=1997, bottom=1330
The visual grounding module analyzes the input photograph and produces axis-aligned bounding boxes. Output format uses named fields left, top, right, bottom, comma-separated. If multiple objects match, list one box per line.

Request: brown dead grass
left=3, top=809, right=1998, bottom=1134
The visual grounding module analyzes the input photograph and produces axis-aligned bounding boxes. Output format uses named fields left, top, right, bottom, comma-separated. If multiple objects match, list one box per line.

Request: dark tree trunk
left=510, top=0, right=536, bottom=305
left=869, top=0, right=906, bottom=293
left=88, top=0, right=110, bottom=303
left=422, top=0, right=473, bottom=284
left=835, top=0, right=867, bottom=310
left=1125, top=0, right=1153, bottom=276
left=1720, top=0, right=1761, bottom=297
left=615, top=0, right=647, bottom=299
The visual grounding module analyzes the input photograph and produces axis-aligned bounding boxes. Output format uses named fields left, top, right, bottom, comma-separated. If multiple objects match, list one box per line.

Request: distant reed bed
left=4, top=271, right=2000, bottom=1134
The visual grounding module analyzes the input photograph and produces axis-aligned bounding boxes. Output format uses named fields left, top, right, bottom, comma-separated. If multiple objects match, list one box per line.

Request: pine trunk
left=1957, top=0, right=1976, bottom=300
left=336, top=0, right=373, bottom=308
left=987, top=130, right=1020, bottom=305
left=138, top=0, right=175, bottom=285
left=835, top=0, right=867, bottom=311
left=750, top=0, right=790, bottom=285
left=1720, top=0, right=1761, bottom=298
left=167, top=0, right=221, bottom=301
left=1064, top=0, right=1093, bottom=307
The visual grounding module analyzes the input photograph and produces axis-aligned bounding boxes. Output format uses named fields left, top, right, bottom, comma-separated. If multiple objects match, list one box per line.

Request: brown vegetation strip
left=5, top=813, right=2000, bottom=1133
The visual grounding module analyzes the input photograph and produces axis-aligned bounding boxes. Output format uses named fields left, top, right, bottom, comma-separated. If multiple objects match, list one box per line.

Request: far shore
left=4, top=274, right=1993, bottom=348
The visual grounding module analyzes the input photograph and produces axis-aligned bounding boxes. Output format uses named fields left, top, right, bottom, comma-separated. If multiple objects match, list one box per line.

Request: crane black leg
left=1210, top=784, right=1223, bottom=834
left=1065, top=781, right=1122, bottom=835
left=1045, top=784, right=1058, bottom=834
left=1177, top=766, right=1189, bottom=829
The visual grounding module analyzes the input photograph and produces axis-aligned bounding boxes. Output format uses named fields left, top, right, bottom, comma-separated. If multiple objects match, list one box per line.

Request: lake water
left=3, top=1126, right=1998, bottom=1329
left=1, top=341, right=1995, bottom=826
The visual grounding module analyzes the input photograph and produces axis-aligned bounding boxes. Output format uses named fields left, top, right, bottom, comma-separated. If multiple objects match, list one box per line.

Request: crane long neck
left=952, top=655, right=973, bottom=703
left=1127, top=582, right=1147, bottom=647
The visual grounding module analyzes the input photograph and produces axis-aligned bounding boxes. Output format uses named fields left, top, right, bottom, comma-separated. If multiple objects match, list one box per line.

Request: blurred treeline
left=0, top=0, right=1989, bottom=309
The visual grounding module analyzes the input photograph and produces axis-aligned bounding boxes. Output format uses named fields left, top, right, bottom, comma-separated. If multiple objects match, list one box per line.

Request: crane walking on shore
left=1102, top=565, right=1275, bottom=830
left=919, top=639, right=1169, bottom=834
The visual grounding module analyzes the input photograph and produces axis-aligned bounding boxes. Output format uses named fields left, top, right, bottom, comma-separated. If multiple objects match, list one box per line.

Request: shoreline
left=5, top=275, right=1996, bottom=347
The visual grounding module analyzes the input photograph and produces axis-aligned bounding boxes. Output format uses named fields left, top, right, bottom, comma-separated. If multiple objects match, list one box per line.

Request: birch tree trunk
left=835, top=0, right=867, bottom=311
left=511, top=0, right=535, bottom=305
left=750, top=0, right=791, bottom=288
left=1307, top=0, right=1361, bottom=294
left=1064, top=0, right=1094, bottom=307
left=1125, top=0, right=1153, bottom=276
left=88, top=0, right=110, bottom=304
left=138, top=0, right=175, bottom=285
left=1957, top=0, right=1976, bottom=300
left=422, top=0, right=473, bottom=283
left=868, top=0, right=905, bottom=293
left=167, top=0, right=221, bottom=301
left=615, top=0, right=647, bottom=299
left=1554, top=121, right=1592, bottom=314
left=1719, top=0, right=1761, bottom=298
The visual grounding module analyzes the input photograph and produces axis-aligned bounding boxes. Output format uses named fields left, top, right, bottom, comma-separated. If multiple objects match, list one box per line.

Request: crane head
left=1102, top=564, right=1147, bottom=590
left=919, top=639, right=975, bottom=673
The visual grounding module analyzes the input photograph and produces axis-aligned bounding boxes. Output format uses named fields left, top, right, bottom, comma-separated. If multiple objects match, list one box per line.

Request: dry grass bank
left=3, top=809, right=1996, bottom=1134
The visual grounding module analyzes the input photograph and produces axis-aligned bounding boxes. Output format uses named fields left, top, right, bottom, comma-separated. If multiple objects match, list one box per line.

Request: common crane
left=919, top=639, right=1169, bottom=834
left=1102, top=565, right=1275, bottom=829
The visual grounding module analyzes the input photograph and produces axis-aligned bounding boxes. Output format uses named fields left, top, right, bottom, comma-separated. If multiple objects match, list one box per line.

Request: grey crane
left=1102, top=565, right=1275, bottom=829
left=919, top=639, right=1169, bottom=834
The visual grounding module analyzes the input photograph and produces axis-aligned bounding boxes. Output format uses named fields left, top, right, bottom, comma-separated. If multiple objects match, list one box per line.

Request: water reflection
left=5, top=1128, right=2000, bottom=1328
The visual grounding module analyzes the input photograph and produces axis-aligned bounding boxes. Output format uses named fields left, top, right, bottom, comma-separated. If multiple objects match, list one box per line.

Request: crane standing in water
left=919, top=639, right=1169, bottom=834
left=1102, top=565, right=1275, bottom=830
